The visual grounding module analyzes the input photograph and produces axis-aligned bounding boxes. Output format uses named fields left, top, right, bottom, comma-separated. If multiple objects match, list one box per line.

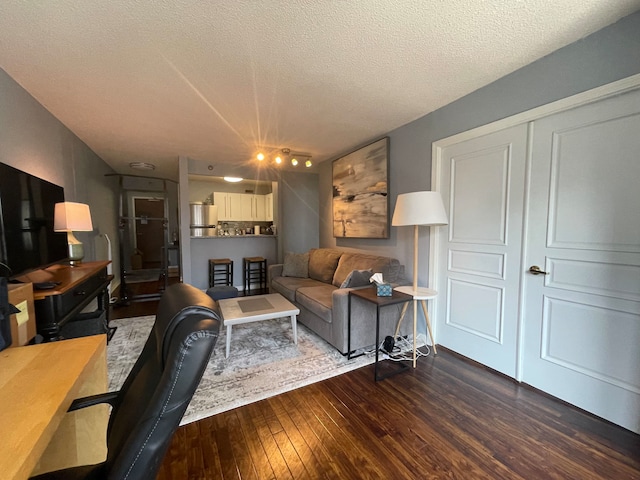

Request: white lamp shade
left=391, top=191, right=448, bottom=226
left=54, top=202, right=94, bottom=232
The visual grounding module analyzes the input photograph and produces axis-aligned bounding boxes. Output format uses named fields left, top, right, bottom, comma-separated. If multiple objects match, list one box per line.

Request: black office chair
left=32, top=283, right=221, bottom=480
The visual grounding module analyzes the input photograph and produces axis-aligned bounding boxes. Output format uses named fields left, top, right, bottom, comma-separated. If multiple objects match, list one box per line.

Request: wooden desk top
left=0, top=335, right=107, bottom=480
left=15, top=261, right=111, bottom=300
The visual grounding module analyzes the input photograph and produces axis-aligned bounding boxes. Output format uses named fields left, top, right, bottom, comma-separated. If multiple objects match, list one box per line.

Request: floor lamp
left=391, top=191, right=448, bottom=367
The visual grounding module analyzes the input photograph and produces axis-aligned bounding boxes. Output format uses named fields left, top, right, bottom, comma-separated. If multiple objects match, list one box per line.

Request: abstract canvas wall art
left=332, top=137, right=389, bottom=238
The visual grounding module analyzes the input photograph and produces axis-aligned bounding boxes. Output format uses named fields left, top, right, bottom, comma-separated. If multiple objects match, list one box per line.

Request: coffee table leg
left=291, top=314, right=298, bottom=344
left=226, top=324, right=232, bottom=358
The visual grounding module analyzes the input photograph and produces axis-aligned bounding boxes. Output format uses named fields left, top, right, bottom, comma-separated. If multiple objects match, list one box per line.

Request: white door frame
left=431, top=73, right=640, bottom=382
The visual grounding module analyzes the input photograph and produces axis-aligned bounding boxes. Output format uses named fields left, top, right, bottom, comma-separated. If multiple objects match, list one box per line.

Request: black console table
left=348, top=287, right=413, bottom=381
left=25, top=261, right=113, bottom=342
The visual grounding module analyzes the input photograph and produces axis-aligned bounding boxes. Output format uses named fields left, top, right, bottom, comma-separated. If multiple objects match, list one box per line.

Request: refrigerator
left=189, top=202, right=218, bottom=236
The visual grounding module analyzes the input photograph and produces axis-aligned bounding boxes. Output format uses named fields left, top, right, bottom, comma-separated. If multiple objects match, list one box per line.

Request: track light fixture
left=254, top=148, right=312, bottom=168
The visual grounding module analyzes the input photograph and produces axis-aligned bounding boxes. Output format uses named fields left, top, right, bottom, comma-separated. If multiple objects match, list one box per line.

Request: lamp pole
left=392, top=191, right=448, bottom=368
left=412, top=224, right=419, bottom=367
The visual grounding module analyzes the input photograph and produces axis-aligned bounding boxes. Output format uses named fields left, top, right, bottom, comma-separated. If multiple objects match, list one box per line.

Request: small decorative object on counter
left=370, top=272, right=392, bottom=296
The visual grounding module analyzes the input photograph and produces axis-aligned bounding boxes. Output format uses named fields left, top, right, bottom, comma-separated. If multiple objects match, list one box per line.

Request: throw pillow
left=282, top=252, right=309, bottom=278
left=332, top=253, right=401, bottom=286
left=340, top=269, right=373, bottom=289
left=308, top=249, right=343, bottom=283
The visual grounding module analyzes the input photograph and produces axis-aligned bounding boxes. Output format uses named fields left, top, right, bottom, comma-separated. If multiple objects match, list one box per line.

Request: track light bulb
left=256, top=153, right=265, bottom=161
left=305, top=159, right=313, bottom=168
left=291, top=158, right=298, bottom=166
left=275, top=156, right=282, bottom=164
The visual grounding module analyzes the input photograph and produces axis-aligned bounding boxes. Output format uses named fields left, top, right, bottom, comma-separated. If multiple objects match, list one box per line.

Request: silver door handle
left=529, top=265, right=549, bottom=275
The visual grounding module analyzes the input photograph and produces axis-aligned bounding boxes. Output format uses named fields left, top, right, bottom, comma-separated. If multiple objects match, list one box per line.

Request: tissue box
left=376, top=283, right=392, bottom=297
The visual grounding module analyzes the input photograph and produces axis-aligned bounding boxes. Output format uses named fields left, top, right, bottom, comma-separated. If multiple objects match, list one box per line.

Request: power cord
left=354, top=335, right=431, bottom=362
left=379, top=335, right=431, bottom=362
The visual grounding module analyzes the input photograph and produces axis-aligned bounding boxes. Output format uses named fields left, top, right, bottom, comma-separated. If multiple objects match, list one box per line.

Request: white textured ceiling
left=0, top=1, right=638, bottom=179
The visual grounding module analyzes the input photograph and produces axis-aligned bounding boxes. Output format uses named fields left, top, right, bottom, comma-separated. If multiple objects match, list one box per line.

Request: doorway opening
left=109, top=174, right=180, bottom=305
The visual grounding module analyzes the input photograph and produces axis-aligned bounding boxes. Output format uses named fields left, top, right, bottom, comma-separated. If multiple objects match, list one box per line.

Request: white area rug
left=107, top=315, right=376, bottom=425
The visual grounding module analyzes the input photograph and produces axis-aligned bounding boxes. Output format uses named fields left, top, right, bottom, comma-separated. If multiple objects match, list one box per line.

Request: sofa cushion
left=271, top=276, right=326, bottom=302
left=332, top=252, right=402, bottom=287
left=308, top=248, right=343, bottom=284
left=296, top=284, right=337, bottom=324
left=282, top=251, right=309, bottom=278
left=340, top=269, right=373, bottom=288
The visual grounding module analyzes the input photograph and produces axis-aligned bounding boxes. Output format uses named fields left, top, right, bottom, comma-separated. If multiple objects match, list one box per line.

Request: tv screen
left=0, top=163, right=69, bottom=277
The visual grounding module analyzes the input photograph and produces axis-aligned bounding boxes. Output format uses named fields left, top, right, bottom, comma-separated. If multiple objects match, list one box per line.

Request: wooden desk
left=0, top=335, right=108, bottom=479
left=18, top=261, right=112, bottom=341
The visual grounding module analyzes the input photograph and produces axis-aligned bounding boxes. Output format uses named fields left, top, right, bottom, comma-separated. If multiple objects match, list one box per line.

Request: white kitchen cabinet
left=265, top=193, right=273, bottom=221
left=213, top=192, right=268, bottom=221
left=227, top=193, right=243, bottom=220
left=213, top=192, right=243, bottom=220
left=253, top=195, right=266, bottom=221
left=239, top=194, right=253, bottom=221
left=243, top=194, right=266, bottom=221
left=213, top=192, right=229, bottom=220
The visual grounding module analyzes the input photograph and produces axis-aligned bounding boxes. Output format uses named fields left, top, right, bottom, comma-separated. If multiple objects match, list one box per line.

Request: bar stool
left=243, top=257, right=267, bottom=295
left=209, top=258, right=233, bottom=287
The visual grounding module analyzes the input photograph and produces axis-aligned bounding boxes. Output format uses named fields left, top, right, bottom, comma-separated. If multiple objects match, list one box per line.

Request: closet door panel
left=523, top=88, right=640, bottom=434
left=437, top=124, right=528, bottom=377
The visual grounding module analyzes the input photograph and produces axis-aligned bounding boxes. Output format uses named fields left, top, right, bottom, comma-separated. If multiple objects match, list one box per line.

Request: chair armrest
left=68, top=391, right=119, bottom=412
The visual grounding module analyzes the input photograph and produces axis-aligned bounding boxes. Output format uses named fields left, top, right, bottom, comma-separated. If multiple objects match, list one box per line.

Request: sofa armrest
left=332, top=287, right=350, bottom=308
left=331, top=285, right=370, bottom=325
left=268, top=263, right=284, bottom=283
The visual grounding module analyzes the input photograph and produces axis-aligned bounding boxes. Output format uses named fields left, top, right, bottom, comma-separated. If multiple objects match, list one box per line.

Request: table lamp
left=391, top=191, right=448, bottom=366
left=54, top=202, right=94, bottom=266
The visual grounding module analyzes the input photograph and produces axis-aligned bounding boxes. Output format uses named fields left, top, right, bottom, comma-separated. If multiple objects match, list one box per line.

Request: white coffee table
left=217, top=293, right=300, bottom=357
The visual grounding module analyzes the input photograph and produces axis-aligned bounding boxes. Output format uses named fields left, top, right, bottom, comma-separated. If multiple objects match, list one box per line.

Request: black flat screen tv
left=0, top=163, right=68, bottom=278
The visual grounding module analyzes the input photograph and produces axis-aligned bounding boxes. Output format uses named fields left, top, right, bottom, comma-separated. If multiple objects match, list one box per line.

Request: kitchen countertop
left=190, top=234, right=277, bottom=239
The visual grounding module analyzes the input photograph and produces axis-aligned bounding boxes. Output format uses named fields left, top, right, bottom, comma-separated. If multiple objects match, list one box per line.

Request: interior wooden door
left=436, top=124, right=528, bottom=377
left=522, top=88, right=640, bottom=433
left=134, top=197, right=165, bottom=269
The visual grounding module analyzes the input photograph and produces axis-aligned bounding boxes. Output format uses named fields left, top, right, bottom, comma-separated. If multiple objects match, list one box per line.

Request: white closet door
left=523, top=89, right=640, bottom=433
left=437, top=124, right=528, bottom=377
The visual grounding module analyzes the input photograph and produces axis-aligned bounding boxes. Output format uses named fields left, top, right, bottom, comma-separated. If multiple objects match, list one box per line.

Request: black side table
left=348, top=287, right=413, bottom=381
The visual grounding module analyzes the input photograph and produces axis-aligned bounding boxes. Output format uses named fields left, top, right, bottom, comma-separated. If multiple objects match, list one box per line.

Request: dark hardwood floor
left=156, top=350, right=640, bottom=479
left=110, top=277, right=178, bottom=319
left=111, top=286, right=640, bottom=479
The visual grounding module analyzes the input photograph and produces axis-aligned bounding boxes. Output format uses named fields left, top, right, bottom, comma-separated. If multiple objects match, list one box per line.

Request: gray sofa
left=268, top=248, right=410, bottom=354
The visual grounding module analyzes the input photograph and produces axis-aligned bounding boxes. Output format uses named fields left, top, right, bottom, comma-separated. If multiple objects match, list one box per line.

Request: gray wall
left=0, top=68, right=119, bottom=280
left=189, top=237, right=277, bottom=290
left=280, top=170, right=319, bottom=256
left=319, top=10, right=640, bottom=288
